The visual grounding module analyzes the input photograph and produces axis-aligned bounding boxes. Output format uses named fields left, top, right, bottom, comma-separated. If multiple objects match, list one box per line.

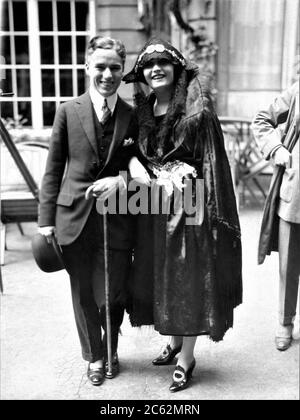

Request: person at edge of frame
left=252, top=80, right=300, bottom=352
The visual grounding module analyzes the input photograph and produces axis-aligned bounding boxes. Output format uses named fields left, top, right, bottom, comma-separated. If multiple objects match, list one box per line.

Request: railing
left=219, top=117, right=272, bottom=206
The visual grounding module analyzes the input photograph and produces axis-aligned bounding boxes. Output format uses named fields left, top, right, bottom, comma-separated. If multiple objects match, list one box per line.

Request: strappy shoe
left=152, top=344, right=182, bottom=366
left=104, top=352, right=120, bottom=379
left=169, top=359, right=196, bottom=393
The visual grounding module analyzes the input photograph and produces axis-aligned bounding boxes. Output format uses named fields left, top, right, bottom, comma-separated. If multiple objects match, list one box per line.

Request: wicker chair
left=0, top=119, right=49, bottom=273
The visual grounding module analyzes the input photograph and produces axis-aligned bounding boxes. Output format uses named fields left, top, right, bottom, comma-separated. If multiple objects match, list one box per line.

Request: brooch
left=123, top=137, right=134, bottom=146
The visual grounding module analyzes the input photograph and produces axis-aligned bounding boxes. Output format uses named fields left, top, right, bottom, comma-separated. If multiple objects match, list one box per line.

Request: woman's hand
left=85, top=175, right=126, bottom=201
left=129, top=157, right=151, bottom=186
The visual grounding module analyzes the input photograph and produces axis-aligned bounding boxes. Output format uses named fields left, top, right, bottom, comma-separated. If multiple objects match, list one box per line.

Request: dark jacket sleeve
left=38, top=104, right=68, bottom=226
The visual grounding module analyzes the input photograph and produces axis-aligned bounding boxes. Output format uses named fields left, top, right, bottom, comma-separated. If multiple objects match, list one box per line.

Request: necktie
left=100, top=99, right=111, bottom=125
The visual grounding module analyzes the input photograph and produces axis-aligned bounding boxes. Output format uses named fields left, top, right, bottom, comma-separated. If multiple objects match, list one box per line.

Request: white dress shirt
left=89, top=87, right=118, bottom=122
left=88, top=87, right=127, bottom=189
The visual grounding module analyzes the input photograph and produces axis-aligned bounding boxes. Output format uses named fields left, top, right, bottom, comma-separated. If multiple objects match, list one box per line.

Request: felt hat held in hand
left=31, top=233, right=65, bottom=273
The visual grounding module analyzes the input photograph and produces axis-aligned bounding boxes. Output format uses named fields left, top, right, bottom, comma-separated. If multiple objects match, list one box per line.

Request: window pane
left=75, top=2, right=89, bottom=31
left=60, top=69, right=73, bottom=96
left=13, top=1, right=28, bottom=31
left=57, top=2, right=71, bottom=31
left=18, top=102, right=32, bottom=125
left=1, top=36, right=11, bottom=64
left=38, top=1, right=53, bottom=31
left=59, top=36, right=72, bottom=64
left=17, top=69, right=30, bottom=97
left=43, top=102, right=56, bottom=126
left=0, top=102, right=13, bottom=119
left=42, top=70, right=55, bottom=96
left=77, top=69, right=86, bottom=94
left=0, top=78, right=6, bottom=93
left=40, top=36, right=54, bottom=64
left=1, top=1, right=9, bottom=31
left=1, top=69, right=12, bottom=93
left=15, top=36, right=29, bottom=64
left=229, top=0, right=285, bottom=90
left=77, top=36, right=87, bottom=64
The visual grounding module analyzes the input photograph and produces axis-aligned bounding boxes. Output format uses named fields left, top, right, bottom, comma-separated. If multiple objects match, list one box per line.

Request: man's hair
left=86, top=36, right=126, bottom=67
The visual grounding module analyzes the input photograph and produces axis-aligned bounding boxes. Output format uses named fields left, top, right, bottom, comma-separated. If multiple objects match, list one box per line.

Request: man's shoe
left=275, top=336, right=292, bottom=351
left=105, top=352, right=120, bottom=379
left=169, top=359, right=196, bottom=393
left=152, top=344, right=182, bottom=366
left=275, top=324, right=293, bottom=351
left=87, top=363, right=105, bottom=386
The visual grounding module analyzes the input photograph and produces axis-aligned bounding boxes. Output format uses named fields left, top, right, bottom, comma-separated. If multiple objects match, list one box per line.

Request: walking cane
left=103, top=210, right=113, bottom=378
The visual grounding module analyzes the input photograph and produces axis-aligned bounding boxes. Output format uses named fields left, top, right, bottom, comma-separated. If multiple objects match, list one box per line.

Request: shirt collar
left=89, top=87, right=118, bottom=114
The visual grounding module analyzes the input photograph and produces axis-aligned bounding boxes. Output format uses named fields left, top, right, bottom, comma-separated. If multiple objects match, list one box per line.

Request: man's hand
left=272, top=146, right=292, bottom=168
left=129, top=157, right=151, bottom=186
left=85, top=175, right=125, bottom=201
left=38, top=226, right=55, bottom=243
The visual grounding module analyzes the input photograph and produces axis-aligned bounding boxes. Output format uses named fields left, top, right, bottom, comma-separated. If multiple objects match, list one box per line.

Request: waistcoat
left=93, top=108, right=116, bottom=169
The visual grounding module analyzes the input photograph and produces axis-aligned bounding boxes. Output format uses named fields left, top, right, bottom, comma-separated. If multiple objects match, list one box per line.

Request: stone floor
left=0, top=202, right=299, bottom=400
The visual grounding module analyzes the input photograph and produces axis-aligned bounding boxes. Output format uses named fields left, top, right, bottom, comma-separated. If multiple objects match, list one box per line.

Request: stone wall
left=96, top=0, right=148, bottom=103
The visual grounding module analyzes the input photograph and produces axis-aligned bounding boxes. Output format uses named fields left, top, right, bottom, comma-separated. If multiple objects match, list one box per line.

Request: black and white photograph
left=0, top=0, right=299, bottom=404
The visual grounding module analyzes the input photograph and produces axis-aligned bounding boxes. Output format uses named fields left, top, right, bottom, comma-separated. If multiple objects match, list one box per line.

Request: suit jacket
left=251, top=82, right=300, bottom=263
left=252, top=82, right=299, bottom=223
left=38, top=92, right=137, bottom=249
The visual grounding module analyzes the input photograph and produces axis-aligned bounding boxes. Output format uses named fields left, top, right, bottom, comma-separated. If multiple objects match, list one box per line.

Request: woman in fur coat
left=123, top=38, right=242, bottom=392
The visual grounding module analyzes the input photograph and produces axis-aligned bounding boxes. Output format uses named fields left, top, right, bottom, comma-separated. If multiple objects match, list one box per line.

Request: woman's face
left=142, top=58, right=175, bottom=91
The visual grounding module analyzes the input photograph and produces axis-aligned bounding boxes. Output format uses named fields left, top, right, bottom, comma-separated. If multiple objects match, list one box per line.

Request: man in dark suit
left=252, top=81, right=299, bottom=351
left=38, top=36, right=137, bottom=385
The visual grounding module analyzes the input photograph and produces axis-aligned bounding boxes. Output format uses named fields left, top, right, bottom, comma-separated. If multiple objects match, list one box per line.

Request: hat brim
left=123, top=70, right=139, bottom=84
left=31, top=233, right=65, bottom=273
left=123, top=59, right=199, bottom=85
left=123, top=55, right=184, bottom=85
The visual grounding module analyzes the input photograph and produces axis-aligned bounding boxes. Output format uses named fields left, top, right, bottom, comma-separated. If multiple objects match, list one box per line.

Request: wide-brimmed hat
left=31, top=233, right=65, bottom=273
left=123, top=37, right=186, bottom=84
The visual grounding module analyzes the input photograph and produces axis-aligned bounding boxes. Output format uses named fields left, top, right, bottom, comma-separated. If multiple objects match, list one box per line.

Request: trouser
left=278, top=217, right=300, bottom=326
left=61, top=208, right=132, bottom=362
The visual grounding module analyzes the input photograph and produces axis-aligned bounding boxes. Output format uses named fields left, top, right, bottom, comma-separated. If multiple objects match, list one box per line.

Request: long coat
left=252, top=82, right=300, bottom=264
left=128, top=73, right=242, bottom=342
left=38, top=92, right=137, bottom=250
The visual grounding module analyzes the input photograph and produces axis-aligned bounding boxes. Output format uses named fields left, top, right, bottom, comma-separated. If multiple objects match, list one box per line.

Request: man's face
left=86, top=48, right=123, bottom=97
